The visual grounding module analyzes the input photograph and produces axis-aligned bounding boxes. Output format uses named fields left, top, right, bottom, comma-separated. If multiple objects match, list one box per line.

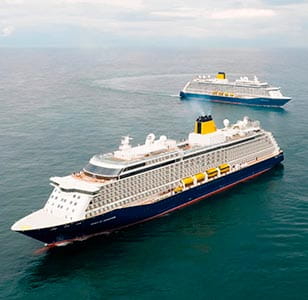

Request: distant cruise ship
left=12, top=115, right=284, bottom=247
left=180, top=72, right=291, bottom=107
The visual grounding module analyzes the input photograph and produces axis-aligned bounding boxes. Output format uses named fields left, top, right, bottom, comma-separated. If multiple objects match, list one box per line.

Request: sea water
left=0, top=48, right=307, bottom=299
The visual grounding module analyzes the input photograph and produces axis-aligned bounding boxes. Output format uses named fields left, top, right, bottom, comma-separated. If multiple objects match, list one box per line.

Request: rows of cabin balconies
left=85, top=181, right=179, bottom=218
left=84, top=136, right=274, bottom=219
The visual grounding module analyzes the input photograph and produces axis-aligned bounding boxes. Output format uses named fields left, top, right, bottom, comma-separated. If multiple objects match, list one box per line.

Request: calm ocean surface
left=0, top=48, right=307, bottom=299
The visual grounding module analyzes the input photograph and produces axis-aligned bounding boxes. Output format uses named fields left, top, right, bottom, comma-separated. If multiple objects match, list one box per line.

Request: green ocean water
left=0, top=48, right=307, bottom=299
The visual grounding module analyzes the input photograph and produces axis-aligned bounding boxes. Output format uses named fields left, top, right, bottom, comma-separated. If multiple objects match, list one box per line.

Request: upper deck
left=192, top=74, right=272, bottom=89
left=80, top=116, right=262, bottom=179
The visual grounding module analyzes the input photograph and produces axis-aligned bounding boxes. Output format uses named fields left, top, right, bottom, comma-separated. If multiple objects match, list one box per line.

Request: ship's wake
left=93, top=73, right=194, bottom=98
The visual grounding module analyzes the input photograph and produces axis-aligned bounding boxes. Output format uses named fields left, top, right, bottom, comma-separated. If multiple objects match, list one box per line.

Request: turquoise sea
left=0, top=48, right=307, bottom=299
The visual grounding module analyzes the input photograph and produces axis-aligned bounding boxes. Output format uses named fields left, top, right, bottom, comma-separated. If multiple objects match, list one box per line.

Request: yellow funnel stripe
left=194, top=120, right=217, bottom=134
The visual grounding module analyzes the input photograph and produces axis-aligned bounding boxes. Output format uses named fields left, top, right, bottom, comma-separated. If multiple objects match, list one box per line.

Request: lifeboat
left=174, top=186, right=183, bottom=193
left=194, top=173, right=205, bottom=182
left=206, top=168, right=218, bottom=178
left=181, top=177, right=194, bottom=186
left=219, top=163, right=230, bottom=174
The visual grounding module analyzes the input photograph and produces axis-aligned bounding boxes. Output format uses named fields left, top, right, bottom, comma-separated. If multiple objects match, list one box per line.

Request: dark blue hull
left=179, top=91, right=291, bottom=107
left=19, top=153, right=284, bottom=245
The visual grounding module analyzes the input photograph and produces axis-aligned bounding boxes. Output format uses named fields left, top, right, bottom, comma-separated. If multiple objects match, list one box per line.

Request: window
left=84, top=163, right=122, bottom=177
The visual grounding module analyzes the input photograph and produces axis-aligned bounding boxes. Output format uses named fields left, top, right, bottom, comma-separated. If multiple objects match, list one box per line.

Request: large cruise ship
left=180, top=72, right=291, bottom=107
left=12, top=115, right=284, bottom=246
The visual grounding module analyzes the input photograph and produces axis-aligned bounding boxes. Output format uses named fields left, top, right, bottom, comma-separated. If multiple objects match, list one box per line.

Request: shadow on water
left=21, top=164, right=285, bottom=291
